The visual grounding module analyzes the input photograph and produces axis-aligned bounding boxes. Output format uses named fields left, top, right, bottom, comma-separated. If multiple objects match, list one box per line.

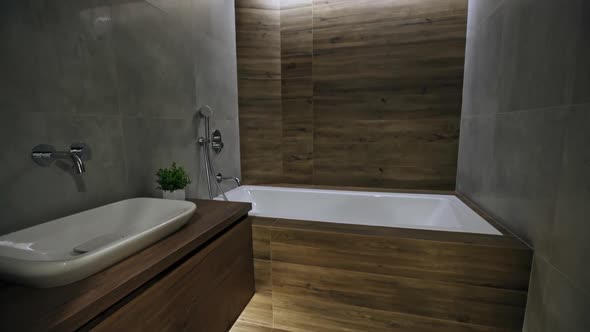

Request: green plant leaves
left=156, top=162, right=191, bottom=192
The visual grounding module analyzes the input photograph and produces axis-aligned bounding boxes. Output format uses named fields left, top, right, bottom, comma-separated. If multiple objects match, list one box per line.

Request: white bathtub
left=222, top=186, right=501, bottom=235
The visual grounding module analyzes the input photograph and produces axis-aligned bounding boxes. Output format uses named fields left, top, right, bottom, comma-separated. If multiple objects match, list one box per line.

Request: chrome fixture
left=212, top=129, right=224, bottom=154
left=32, top=143, right=91, bottom=174
left=199, top=105, right=213, bottom=118
left=216, top=173, right=241, bottom=188
left=197, top=105, right=228, bottom=201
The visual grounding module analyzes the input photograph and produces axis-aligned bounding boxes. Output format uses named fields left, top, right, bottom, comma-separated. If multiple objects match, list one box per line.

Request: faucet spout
left=233, top=177, right=242, bottom=187
left=215, top=173, right=241, bottom=188
left=70, top=153, right=86, bottom=174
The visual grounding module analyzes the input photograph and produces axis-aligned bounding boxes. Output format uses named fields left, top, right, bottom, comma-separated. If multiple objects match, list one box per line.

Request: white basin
left=0, top=198, right=196, bottom=288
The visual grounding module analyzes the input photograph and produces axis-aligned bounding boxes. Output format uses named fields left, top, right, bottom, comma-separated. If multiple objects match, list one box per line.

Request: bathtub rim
left=252, top=215, right=530, bottom=250
left=227, top=183, right=527, bottom=245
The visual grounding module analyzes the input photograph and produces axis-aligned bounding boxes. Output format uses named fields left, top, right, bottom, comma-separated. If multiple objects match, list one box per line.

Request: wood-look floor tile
left=230, top=321, right=273, bottom=332
left=233, top=291, right=274, bottom=329
left=254, top=259, right=272, bottom=292
left=272, top=293, right=504, bottom=332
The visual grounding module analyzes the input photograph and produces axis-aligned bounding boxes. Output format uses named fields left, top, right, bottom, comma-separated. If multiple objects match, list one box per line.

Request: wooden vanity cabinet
left=0, top=200, right=254, bottom=332
left=90, top=218, right=254, bottom=331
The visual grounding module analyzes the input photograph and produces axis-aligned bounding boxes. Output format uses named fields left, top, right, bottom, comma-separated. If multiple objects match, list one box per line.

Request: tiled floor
left=229, top=291, right=275, bottom=332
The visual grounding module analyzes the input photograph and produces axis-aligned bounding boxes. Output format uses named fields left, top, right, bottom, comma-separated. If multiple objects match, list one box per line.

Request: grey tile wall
left=458, top=0, right=590, bottom=330
left=0, top=0, right=241, bottom=235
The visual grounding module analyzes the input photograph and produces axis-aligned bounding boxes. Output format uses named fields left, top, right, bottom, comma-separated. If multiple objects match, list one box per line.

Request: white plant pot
left=162, top=189, right=186, bottom=201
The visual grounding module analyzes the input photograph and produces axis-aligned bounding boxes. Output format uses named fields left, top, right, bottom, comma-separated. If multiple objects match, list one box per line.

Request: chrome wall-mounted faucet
left=216, top=173, right=241, bottom=188
left=32, top=143, right=91, bottom=174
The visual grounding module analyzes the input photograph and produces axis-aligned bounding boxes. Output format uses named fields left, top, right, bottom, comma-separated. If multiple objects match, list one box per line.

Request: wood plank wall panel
left=280, top=0, right=314, bottom=183
left=312, top=0, right=466, bottom=189
left=237, top=0, right=467, bottom=189
left=271, top=262, right=525, bottom=328
left=270, top=228, right=532, bottom=290
left=232, top=217, right=532, bottom=332
left=236, top=0, right=284, bottom=184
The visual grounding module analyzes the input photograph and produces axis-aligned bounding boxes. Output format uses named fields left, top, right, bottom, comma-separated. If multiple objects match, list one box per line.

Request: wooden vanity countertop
left=0, top=199, right=252, bottom=332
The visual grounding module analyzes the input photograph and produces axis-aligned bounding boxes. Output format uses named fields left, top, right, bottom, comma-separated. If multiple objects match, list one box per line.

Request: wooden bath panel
left=235, top=215, right=532, bottom=332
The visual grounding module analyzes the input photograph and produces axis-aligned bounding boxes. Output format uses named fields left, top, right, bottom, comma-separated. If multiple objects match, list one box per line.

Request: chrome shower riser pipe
left=198, top=106, right=228, bottom=201
left=198, top=138, right=213, bottom=199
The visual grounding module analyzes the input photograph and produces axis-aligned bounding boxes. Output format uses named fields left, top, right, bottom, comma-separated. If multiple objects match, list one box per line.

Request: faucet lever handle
left=31, top=144, right=56, bottom=166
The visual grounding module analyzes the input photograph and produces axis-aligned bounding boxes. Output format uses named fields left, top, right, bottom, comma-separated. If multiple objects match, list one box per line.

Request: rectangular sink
left=0, top=198, right=196, bottom=288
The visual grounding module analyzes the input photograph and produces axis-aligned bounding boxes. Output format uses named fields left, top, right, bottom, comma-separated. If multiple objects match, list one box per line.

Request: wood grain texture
left=236, top=0, right=284, bottom=184
left=280, top=3, right=312, bottom=79
left=232, top=211, right=532, bottom=332
left=231, top=291, right=274, bottom=330
left=0, top=200, right=252, bottom=332
left=272, top=292, right=507, bottom=332
left=272, top=261, right=525, bottom=328
left=270, top=227, right=531, bottom=290
left=231, top=218, right=275, bottom=332
left=237, top=0, right=467, bottom=189
left=312, top=0, right=466, bottom=189
left=93, top=218, right=255, bottom=332
left=280, top=0, right=314, bottom=184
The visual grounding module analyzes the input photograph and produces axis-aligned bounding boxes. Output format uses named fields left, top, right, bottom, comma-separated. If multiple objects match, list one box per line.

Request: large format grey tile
left=51, top=0, right=119, bottom=115
left=0, top=1, right=51, bottom=114
left=571, top=1, right=590, bottom=104
left=456, top=114, right=496, bottom=203
left=461, top=2, right=589, bottom=330
left=465, top=0, right=504, bottom=39
left=0, top=0, right=242, bottom=234
left=122, top=117, right=200, bottom=198
left=541, top=264, right=590, bottom=332
left=524, top=256, right=590, bottom=332
left=29, top=0, right=65, bottom=114
left=522, top=256, right=550, bottom=332
left=194, top=35, right=239, bottom=121
left=549, top=106, right=590, bottom=293
left=498, top=0, right=582, bottom=112
left=464, top=0, right=478, bottom=39
left=0, top=112, right=128, bottom=235
left=112, top=1, right=194, bottom=118
left=461, top=6, right=505, bottom=117
left=485, top=108, right=567, bottom=253
left=3, top=0, right=119, bottom=116
left=146, top=0, right=192, bottom=24
left=191, top=0, right=237, bottom=45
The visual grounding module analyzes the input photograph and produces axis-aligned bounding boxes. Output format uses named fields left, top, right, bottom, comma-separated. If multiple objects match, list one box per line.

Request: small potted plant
left=156, top=162, right=191, bottom=200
